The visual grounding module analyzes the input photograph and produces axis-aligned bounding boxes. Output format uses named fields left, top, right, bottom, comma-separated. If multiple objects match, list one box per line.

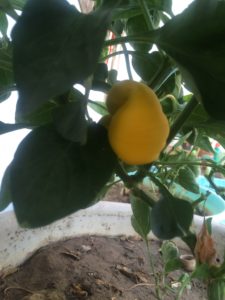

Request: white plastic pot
left=0, top=201, right=225, bottom=271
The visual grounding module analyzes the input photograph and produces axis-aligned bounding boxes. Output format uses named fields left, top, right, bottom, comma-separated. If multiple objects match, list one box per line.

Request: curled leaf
left=157, top=0, right=225, bottom=120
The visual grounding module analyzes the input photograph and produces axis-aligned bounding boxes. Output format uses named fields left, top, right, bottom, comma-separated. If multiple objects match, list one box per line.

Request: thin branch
left=121, top=42, right=133, bottom=80
left=0, top=121, right=29, bottom=135
left=166, top=96, right=199, bottom=145
left=104, top=32, right=159, bottom=48
left=138, top=0, right=155, bottom=30
left=102, top=49, right=135, bottom=61
left=154, top=160, right=225, bottom=174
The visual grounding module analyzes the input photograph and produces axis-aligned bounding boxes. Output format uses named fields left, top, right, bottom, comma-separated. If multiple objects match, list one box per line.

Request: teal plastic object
left=170, top=177, right=225, bottom=224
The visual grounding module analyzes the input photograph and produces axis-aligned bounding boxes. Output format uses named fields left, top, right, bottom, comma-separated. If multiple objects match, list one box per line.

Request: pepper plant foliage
left=0, top=0, right=225, bottom=242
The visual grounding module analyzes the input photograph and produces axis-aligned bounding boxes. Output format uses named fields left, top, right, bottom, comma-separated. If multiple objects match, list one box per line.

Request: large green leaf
left=10, top=123, right=116, bottom=228
left=132, top=51, right=164, bottom=83
left=0, top=164, right=12, bottom=211
left=175, top=167, right=199, bottom=194
left=130, top=194, right=151, bottom=240
left=156, top=0, right=225, bottom=120
left=16, top=101, right=56, bottom=126
left=151, top=195, right=193, bottom=240
left=161, top=241, right=179, bottom=264
left=53, top=99, right=87, bottom=144
left=126, top=15, right=153, bottom=52
left=0, top=0, right=18, bottom=19
left=93, top=62, right=108, bottom=83
left=0, top=45, right=13, bottom=102
left=194, top=130, right=214, bottom=153
left=112, top=0, right=172, bottom=20
left=0, top=121, right=26, bottom=134
left=184, top=103, right=225, bottom=148
left=10, top=0, right=27, bottom=10
left=158, top=72, right=182, bottom=99
left=12, top=0, right=116, bottom=117
left=0, top=11, right=8, bottom=37
left=161, top=241, right=182, bottom=273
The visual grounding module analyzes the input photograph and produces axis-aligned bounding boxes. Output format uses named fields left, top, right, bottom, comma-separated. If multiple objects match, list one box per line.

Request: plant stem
left=104, top=31, right=159, bottom=48
left=122, top=42, right=133, bottom=80
left=0, top=121, right=29, bottom=135
left=206, top=172, right=225, bottom=200
left=132, top=186, right=156, bottom=207
left=154, top=160, right=225, bottom=173
left=167, top=96, right=199, bottom=145
left=102, top=50, right=135, bottom=61
left=138, top=0, right=155, bottom=29
left=147, top=172, right=172, bottom=199
left=115, top=162, right=134, bottom=188
left=145, top=239, right=162, bottom=300
left=115, top=162, right=156, bottom=207
left=84, top=77, right=93, bottom=122
left=175, top=274, right=191, bottom=300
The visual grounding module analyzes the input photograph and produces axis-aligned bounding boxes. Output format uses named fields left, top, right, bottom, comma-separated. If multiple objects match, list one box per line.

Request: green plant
left=1, top=0, right=225, bottom=298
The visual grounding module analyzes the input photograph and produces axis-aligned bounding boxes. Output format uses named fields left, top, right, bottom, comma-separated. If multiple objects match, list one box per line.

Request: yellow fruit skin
left=107, top=81, right=169, bottom=165
left=106, top=80, right=137, bottom=115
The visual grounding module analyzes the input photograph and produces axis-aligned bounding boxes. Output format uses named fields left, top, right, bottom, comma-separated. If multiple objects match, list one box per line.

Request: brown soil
left=103, top=182, right=130, bottom=203
left=0, top=184, right=208, bottom=299
left=0, top=236, right=207, bottom=300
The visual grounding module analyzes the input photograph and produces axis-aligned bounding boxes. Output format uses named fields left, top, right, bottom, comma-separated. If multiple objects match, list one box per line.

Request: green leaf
left=16, top=101, right=56, bottom=126
left=130, top=194, right=151, bottom=240
left=112, top=0, right=172, bottom=20
left=181, top=232, right=197, bottom=253
left=0, top=164, right=12, bottom=211
left=151, top=195, right=193, bottom=239
left=10, top=0, right=27, bottom=10
left=192, top=263, right=211, bottom=280
left=149, top=0, right=172, bottom=15
left=0, top=11, right=8, bottom=37
left=107, top=69, right=118, bottom=85
left=10, top=123, right=116, bottom=228
left=0, top=0, right=11, bottom=9
left=185, top=103, right=209, bottom=125
left=0, top=0, right=18, bottom=19
left=92, top=62, right=109, bottom=92
left=195, top=131, right=214, bottom=153
left=164, top=151, right=187, bottom=163
left=206, top=217, right=213, bottom=236
left=0, top=121, right=26, bottom=134
left=111, top=19, right=124, bottom=35
left=161, top=240, right=179, bottom=264
left=176, top=167, right=199, bottom=194
left=156, top=0, right=225, bottom=120
left=164, top=258, right=183, bottom=273
left=12, top=0, right=115, bottom=117
left=207, top=279, right=225, bottom=300
left=204, top=123, right=225, bottom=149
left=126, top=15, right=153, bottom=52
left=188, top=159, right=200, bottom=177
left=158, top=72, right=182, bottom=99
left=172, top=131, right=192, bottom=151
left=88, top=100, right=108, bottom=116
left=0, top=45, right=13, bottom=102
left=185, top=104, right=225, bottom=148
left=161, top=240, right=182, bottom=273
left=53, top=94, right=87, bottom=144
left=132, top=51, right=164, bottom=82
left=93, top=63, right=108, bottom=83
